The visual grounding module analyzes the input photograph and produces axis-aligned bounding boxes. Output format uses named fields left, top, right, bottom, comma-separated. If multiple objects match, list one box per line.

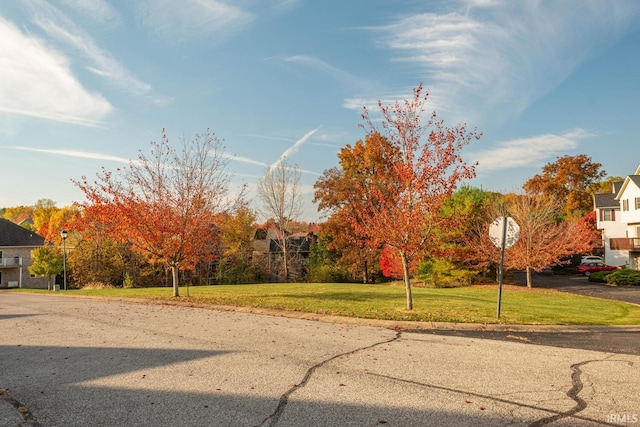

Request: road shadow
left=1, top=344, right=609, bottom=427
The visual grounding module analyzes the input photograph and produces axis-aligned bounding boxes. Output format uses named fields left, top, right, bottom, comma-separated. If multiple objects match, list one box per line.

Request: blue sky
left=1, top=0, right=640, bottom=221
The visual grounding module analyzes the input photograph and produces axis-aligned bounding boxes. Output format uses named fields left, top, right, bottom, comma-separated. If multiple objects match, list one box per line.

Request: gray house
left=0, top=218, right=49, bottom=289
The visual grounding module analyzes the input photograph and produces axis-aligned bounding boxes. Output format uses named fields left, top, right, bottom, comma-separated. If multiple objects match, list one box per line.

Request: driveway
left=509, top=270, right=640, bottom=305
left=2, top=293, right=640, bottom=426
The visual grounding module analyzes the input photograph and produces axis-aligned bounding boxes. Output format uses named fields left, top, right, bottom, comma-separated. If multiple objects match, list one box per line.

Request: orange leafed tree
left=523, top=154, right=605, bottom=217
left=470, top=193, right=598, bottom=287
left=74, top=129, right=240, bottom=296
left=316, top=84, right=480, bottom=309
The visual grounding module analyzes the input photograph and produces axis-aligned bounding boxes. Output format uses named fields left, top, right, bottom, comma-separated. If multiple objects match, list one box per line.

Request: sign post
left=489, top=217, right=519, bottom=319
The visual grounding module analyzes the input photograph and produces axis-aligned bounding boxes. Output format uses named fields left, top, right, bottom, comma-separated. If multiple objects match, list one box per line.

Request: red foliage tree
left=316, top=84, right=480, bottom=309
left=379, top=245, right=404, bottom=279
left=75, top=129, right=239, bottom=296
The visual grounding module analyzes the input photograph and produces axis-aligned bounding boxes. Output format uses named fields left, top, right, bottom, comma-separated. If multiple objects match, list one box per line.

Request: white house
left=594, top=181, right=628, bottom=266
left=612, top=166, right=640, bottom=269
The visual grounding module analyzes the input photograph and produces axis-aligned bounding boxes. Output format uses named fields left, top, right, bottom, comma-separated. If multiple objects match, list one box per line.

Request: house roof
left=269, top=235, right=313, bottom=253
left=615, top=175, right=640, bottom=200
left=594, top=193, right=619, bottom=209
left=0, top=218, right=45, bottom=247
left=613, top=181, right=624, bottom=194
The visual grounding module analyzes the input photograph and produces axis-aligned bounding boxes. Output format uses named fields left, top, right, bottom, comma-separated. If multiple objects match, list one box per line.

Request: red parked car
left=576, top=262, right=619, bottom=276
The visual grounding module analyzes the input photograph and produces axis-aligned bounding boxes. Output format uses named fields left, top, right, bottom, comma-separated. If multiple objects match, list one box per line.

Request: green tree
left=593, top=176, right=625, bottom=194
left=29, top=245, right=64, bottom=291
left=307, top=232, right=351, bottom=283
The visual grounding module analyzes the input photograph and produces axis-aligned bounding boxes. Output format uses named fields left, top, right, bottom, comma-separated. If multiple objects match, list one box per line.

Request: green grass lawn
left=17, top=282, right=640, bottom=325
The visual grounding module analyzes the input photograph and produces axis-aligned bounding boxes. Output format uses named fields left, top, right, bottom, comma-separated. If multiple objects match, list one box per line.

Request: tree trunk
left=171, top=265, right=180, bottom=297
left=363, top=259, right=369, bottom=284
left=400, top=252, right=413, bottom=310
left=526, top=266, right=532, bottom=288
left=281, top=237, right=289, bottom=282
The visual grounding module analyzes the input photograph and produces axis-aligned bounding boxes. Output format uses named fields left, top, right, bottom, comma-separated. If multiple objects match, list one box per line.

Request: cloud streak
left=26, top=0, right=152, bottom=97
left=271, top=128, right=320, bottom=170
left=283, top=55, right=368, bottom=89
left=136, top=0, right=254, bottom=43
left=59, top=0, right=121, bottom=26
left=13, top=146, right=131, bottom=163
left=366, top=1, right=640, bottom=123
left=0, top=16, right=111, bottom=126
left=469, top=129, right=593, bottom=173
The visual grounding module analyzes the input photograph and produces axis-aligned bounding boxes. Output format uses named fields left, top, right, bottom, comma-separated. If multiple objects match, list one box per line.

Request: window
left=636, top=197, right=640, bottom=210
left=601, top=209, right=614, bottom=221
left=623, top=199, right=629, bottom=211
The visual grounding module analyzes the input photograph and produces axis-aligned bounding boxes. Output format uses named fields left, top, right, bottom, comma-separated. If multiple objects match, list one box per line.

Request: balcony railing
left=0, top=257, right=22, bottom=267
left=610, top=238, right=640, bottom=250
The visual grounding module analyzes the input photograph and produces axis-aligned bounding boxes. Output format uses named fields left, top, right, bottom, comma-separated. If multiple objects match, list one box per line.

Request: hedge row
left=588, top=269, right=640, bottom=286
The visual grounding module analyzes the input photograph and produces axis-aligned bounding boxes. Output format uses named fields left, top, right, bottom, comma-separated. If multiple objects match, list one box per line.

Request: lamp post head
left=61, top=230, right=68, bottom=240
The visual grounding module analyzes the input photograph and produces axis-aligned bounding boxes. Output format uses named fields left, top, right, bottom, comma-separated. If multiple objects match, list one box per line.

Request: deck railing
left=610, top=238, right=640, bottom=250
left=0, top=257, right=21, bottom=267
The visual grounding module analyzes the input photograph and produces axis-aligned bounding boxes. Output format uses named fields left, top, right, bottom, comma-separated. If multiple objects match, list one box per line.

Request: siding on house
left=594, top=184, right=627, bottom=266
left=0, top=218, right=49, bottom=289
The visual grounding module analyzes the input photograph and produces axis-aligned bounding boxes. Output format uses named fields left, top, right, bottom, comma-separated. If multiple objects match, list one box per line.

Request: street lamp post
left=61, top=230, right=68, bottom=291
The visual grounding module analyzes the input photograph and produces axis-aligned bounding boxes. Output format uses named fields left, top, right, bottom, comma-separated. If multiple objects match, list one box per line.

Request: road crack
left=367, top=372, right=616, bottom=426
left=528, top=359, right=633, bottom=427
left=257, top=331, right=402, bottom=427
left=0, top=388, right=38, bottom=426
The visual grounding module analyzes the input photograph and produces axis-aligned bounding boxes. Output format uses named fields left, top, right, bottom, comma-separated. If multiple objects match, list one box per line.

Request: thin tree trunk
left=363, top=259, right=369, bottom=284
left=400, top=252, right=413, bottom=310
left=172, top=265, right=180, bottom=297
left=526, top=265, right=532, bottom=288
left=281, top=237, right=289, bottom=282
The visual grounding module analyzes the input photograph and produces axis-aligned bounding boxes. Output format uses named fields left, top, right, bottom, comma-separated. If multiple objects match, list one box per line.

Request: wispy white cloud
left=0, top=16, right=111, bottom=126
left=366, top=1, right=640, bottom=123
left=470, top=129, right=594, bottom=173
left=59, top=0, right=121, bottom=26
left=136, top=0, right=254, bottom=43
left=13, top=146, right=131, bottom=163
left=283, top=55, right=368, bottom=89
left=26, top=0, right=152, bottom=97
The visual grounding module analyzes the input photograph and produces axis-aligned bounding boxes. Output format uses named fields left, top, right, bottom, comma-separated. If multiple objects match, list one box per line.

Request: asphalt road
left=422, top=272, right=640, bottom=356
left=2, top=293, right=639, bottom=426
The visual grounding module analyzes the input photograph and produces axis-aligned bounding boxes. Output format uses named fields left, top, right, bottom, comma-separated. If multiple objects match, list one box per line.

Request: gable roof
left=613, top=181, right=624, bottom=194
left=615, top=175, right=640, bottom=200
left=0, top=218, right=45, bottom=247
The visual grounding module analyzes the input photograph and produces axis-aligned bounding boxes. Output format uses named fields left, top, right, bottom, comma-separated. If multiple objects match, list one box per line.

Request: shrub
left=416, top=258, right=479, bottom=288
left=605, top=269, right=640, bottom=286
left=587, top=271, right=611, bottom=283
left=123, top=272, right=134, bottom=288
left=81, top=282, right=115, bottom=290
